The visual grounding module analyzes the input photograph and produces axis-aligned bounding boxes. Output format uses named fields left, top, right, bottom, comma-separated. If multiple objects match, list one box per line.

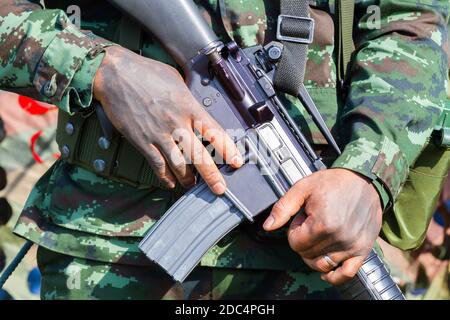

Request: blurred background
left=0, top=90, right=58, bottom=300
left=0, top=89, right=449, bottom=300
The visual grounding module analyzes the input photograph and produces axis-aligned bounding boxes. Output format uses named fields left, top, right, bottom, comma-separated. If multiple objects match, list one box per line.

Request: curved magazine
left=139, top=183, right=405, bottom=300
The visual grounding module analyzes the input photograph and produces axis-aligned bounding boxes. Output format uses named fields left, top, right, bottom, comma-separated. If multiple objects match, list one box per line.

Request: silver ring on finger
left=323, top=254, right=338, bottom=269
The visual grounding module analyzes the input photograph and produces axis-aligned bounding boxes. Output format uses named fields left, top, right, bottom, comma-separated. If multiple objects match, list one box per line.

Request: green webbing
left=56, top=111, right=185, bottom=192
left=336, top=0, right=355, bottom=85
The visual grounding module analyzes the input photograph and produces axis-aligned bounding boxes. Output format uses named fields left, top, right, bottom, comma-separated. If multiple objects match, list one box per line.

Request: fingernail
left=167, top=181, right=176, bottom=189
left=212, top=182, right=226, bottom=194
left=232, top=155, right=243, bottom=168
left=263, top=215, right=275, bottom=230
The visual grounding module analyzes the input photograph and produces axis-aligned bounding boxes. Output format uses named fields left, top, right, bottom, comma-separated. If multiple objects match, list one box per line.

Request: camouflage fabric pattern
left=332, top=0, right=449, bottom=200
left=0, top=0, right=449, bottom=299
left=36, top=247, right=337, bottom=300
left=0, top=1, right=112, bottom=114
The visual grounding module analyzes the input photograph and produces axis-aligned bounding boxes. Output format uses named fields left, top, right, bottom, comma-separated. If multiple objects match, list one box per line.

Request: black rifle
left=108, top=0, right=405, bottom=300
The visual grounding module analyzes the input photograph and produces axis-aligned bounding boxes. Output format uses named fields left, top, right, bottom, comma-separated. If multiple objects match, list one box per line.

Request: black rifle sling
left=274, top=0, right=341, bottom=154
left=273, top=0, right=312, bottom=96
left=275, top=0, right=355, bottom=92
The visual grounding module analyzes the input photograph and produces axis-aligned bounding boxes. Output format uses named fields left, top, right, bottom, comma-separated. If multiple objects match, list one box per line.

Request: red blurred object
left=11, top=94, right=59, bottom=164
left=18, top=95, right=56, bottom=115
left=29, top=130, right=44, bottom=164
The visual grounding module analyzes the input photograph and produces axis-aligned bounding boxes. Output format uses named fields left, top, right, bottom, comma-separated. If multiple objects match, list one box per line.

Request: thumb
left=263, top=178, right=311, bottom=231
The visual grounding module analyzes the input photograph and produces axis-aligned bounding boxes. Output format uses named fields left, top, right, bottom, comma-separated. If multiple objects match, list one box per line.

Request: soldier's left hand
left=263, top=168, right=383, bottom=285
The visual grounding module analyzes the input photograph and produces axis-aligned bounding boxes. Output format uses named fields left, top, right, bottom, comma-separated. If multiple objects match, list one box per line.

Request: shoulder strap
left=336, top=0, right=355, bottom=87
left=273, top=0, right=313, bottom=96
left=274, top=0, right=341, bottom=154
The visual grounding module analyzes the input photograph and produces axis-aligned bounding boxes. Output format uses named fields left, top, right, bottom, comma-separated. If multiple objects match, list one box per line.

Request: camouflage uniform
left=0, top=0, right=449, bottom=299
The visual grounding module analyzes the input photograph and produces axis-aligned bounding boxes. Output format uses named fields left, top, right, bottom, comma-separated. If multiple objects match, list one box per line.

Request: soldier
left=0, top=1, right=448, bottom=299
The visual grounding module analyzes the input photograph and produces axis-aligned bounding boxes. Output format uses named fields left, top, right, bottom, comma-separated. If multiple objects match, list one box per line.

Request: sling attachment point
left=274, top=0, right=341, bottom=156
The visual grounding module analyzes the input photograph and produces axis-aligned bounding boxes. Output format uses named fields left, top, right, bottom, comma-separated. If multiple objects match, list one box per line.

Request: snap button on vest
left=61, top=145, right=70, bottom=158
left=65, top=122, right=75, bottom=136
left=93, top=159, right=106, bottom=173
left=98, top=137, right=111, bottom=150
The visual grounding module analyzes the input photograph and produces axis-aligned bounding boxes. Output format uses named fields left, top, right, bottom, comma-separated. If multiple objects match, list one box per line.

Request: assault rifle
left=108, top=0, right=405, bottom=300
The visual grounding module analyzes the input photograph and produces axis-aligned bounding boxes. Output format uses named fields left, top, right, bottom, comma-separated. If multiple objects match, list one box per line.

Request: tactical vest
left=55, top=1, right=450, bottom=251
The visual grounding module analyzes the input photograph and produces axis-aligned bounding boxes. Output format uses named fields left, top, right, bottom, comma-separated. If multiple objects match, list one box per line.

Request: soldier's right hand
left=93, top=46, right=243, bottom=193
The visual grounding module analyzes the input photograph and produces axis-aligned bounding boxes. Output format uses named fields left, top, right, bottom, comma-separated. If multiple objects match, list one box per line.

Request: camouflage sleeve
left=0, top=1, right=114, bottom=114
left=332, top=0, right=449, bottom=209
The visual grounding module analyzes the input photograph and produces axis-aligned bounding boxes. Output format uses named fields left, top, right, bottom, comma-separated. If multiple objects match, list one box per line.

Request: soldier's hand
left=263, top=168, right=383, bottom=285
left=93, top=46, right=243, bottom=193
